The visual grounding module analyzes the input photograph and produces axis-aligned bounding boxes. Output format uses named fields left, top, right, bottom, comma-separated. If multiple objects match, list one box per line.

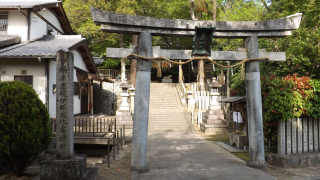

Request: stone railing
left=51, top=116, right=116, bottom=136
left=192, top=83, right=210, bottom=111
left=176, top=81, right=187, bottom=104
left=278, top=118, right=320, bottom=155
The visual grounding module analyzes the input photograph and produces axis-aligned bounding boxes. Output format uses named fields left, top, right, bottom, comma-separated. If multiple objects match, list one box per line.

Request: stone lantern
left=119, top=78, right=130, bottom=111
left=129, top=85, right=135, bottom=114
left=209, top=77, right=222, bottom=110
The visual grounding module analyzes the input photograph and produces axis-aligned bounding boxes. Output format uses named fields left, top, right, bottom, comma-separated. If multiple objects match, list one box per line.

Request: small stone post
left=56, top=50, right=74, bottom=160
left=244, top=35, right=267, bottom=169
left=131, top=32, right=152, bottom=173
left=129, top=86, right=135, bottom=114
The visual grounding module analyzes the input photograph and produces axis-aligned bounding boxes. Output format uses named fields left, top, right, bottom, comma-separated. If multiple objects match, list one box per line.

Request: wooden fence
left=278, top=118, right=320, bottom=155
left=51, top=116, right=116, bottom=136
left=98, top=69, right=120, bottom=79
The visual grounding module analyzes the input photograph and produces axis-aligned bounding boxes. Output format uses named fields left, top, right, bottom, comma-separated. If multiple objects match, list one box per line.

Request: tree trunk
left=225, top=0, right=232, bottom=12
left=130, top=35, right=138, bottom=87
left=189, top=0, right=197, bottom=20
left=212, top=0, right=217, bottom=20
left=119, top=34, right=124, bottom=48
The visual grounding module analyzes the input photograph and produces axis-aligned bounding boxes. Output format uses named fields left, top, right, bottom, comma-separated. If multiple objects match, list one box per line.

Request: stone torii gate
left=90, top=7, right=302, bottom=171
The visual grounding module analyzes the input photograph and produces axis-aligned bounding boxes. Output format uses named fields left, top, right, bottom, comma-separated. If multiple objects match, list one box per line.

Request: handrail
left=177, top=81, right=187, bottom=104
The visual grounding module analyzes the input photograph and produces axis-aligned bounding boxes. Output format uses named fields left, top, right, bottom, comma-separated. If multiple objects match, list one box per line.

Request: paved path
left=139, top=132, right=276, bottom=180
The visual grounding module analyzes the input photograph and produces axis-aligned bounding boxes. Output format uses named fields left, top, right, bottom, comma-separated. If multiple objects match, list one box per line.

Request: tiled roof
left=0, top=35, right=21, bottom=48
left=0, top=0, right=58, bottom=8
left=0, top=35, right=85, bottom=58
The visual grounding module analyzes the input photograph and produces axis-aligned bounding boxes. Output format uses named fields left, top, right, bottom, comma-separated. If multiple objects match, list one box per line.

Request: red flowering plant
left=261, top=74, right=319, bottom=151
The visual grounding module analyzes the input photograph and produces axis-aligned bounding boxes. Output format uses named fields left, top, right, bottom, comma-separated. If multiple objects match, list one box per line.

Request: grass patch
left=232, top=152, right=250, bottom=162
left=204, top=134, right=229, bottom=142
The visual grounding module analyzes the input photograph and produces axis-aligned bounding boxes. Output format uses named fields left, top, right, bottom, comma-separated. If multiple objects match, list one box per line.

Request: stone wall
left=93, top=81, right=122, bottom=116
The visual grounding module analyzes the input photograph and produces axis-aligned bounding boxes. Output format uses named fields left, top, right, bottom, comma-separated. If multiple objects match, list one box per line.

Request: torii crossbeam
left=90, top=7, right=302, bottom=171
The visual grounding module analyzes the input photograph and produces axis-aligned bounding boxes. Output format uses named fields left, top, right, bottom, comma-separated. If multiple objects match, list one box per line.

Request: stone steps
left=148, top=83, right=190, bottom=133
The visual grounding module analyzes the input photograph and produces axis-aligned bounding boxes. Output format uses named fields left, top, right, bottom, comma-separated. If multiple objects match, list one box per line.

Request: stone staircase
left=148, top=83, right=191, bottom=133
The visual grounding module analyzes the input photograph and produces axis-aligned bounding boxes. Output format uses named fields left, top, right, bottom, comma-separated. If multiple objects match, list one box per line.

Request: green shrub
left=0, top=81, right=52, bottom=176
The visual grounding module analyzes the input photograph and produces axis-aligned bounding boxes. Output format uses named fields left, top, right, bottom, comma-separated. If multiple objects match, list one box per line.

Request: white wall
left=48, top=51, right=89, bottom=118
left=7, top=9, right=65, bottom=41
left=30, top=9, right=64, bottom=40
left=0, top=58, right=46, bottom=103
left=7, top=10, right=28, bottom=41
left=48, top=59, right=56, bottom=117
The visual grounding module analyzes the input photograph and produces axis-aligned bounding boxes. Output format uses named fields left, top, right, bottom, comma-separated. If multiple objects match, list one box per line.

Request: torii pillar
left=244, top=35, right=266, bottom=169
left=131, top=32, right=152, bottom=172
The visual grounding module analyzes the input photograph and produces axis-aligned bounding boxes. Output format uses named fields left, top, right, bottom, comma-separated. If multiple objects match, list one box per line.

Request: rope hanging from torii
left=121, top=53, right=270, bottom=68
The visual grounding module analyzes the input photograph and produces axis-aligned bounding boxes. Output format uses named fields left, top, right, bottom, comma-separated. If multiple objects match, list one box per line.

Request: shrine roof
left=219, top=96, right=246, bottom=103
left=0, top=0, right=58, bottom=8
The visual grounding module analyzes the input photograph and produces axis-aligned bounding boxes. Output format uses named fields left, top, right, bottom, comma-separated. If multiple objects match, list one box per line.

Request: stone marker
left=40, top=50, right=98, bottom=180
left=286, top=120, right=291, bottom=154
left=303, top=118, right=308, bottom=153
left=297, top=118, right=303, bottom=153
left=309, top=118, right=314, bottom=152
left=278, top=119, right=286, bottom=155
left=56, top=50, right=74, bottom=160
left=292, top=119, right=297, bottom=154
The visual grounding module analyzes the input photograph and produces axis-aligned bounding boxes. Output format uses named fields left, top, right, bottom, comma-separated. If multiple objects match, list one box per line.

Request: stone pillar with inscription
left=56, top=50, right=74, bottom=159
left=40, top=50, right=97, bottom=180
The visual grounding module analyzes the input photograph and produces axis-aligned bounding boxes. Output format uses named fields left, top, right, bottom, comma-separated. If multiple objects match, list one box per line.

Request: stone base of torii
left=90, top=7, right=302, bottom=172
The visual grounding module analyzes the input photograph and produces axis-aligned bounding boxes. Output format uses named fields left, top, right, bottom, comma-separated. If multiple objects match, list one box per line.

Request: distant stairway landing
left=148, top=83, right=191, bottom=133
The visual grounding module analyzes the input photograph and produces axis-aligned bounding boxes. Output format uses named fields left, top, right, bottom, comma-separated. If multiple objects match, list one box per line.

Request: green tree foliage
left=0, top=81, right=52, bottom=176
left=261, top=74, right=320, bottom=151
left=258, top=0, right=320, bottom=78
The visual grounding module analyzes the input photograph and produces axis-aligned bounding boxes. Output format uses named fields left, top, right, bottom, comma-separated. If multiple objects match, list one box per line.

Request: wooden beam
left=32, top=11, right=65, bottom=35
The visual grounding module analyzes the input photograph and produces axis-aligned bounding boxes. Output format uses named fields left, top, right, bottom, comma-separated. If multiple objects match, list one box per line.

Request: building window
left=14, top=75, right=33, bottom=87
left=0, top=11, right=8, bottom=34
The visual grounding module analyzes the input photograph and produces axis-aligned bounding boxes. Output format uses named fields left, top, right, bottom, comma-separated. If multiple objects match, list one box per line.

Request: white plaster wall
left=0, top=58, right=46, bottom=103
left=72, top=50, right=88, bottom=73
left=30, top=11, right=47, bottom=40
left=30, top=9, right=64, bottom=40
left=72, top=50, right=89, bottom=115
left=48, top=59, right=57, bottom=118
left=7, top=10, right=28, bottom=41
